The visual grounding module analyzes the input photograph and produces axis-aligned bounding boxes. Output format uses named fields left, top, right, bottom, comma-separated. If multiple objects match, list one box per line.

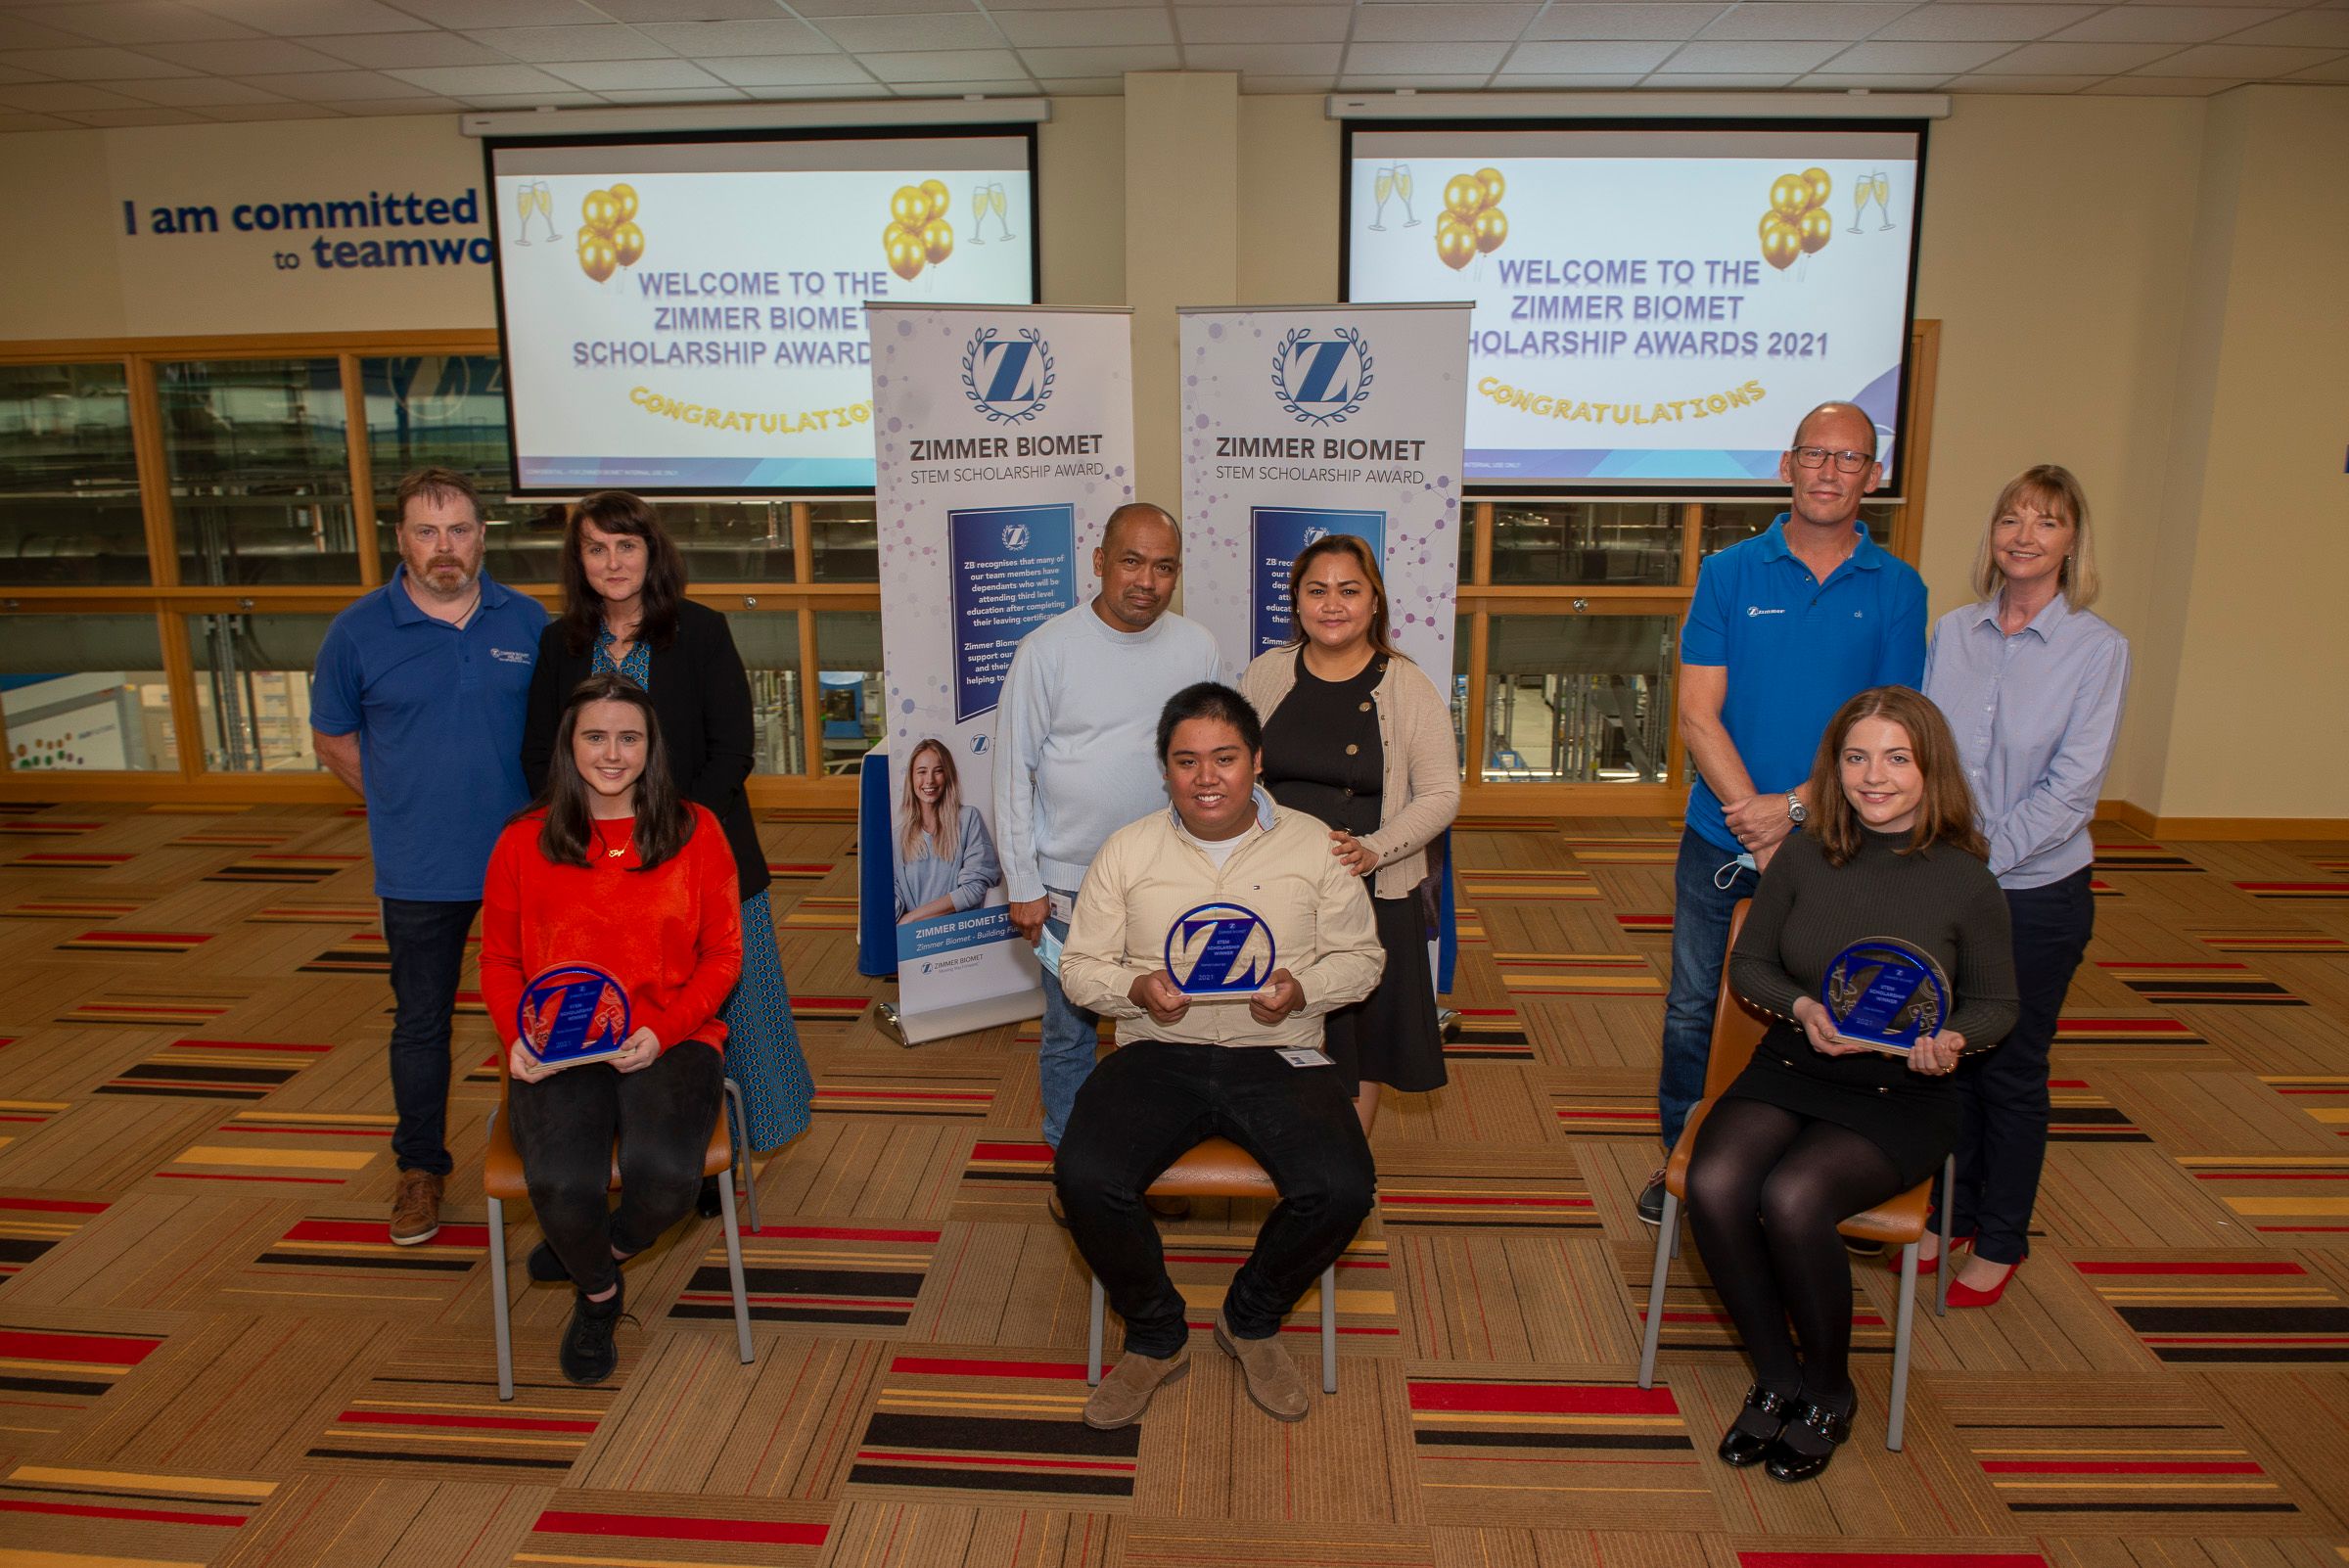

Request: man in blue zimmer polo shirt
left=1637, top=402, right=1927, bottom=1226
left=311, top=468, right=546, bottom=1246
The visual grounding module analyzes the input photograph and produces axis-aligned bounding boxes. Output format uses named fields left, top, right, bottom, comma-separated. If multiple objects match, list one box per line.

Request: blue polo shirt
left=312, top=568, right=547, bottom=902
left=1681, top=517, right=1925, bottom=854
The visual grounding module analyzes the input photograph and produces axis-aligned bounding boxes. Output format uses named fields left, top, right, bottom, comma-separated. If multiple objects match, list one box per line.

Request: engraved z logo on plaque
left=1164, top=901, right=1277, bottom=1002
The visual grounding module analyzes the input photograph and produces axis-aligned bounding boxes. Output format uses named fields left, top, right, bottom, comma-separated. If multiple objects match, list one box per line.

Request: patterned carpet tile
left=147, top=1109, right=392, bottom=1189
left=2262, top=1077, right=2349, bottom=1140
left=515, top=1495, right=833, bottom=1565
left=2101, top=961, right=2307, bottom=1008
left=97, top=1038, right=331, bottom=1101
left=308, top=1369, right=614, bottom=1475
left=2176, top=1157, right=2349, bottom=1239
left=1406, top=1370, right=1713, bottom=1529
left=0, top=1193, right=105, bottom=1284
left=2073, top=1255, right=2349, bottom=1362
left=668, top=1222, right=938, bottom=1329
left=0, top=1461, right=275, bottom=1563
left=847, top=1352, right=1139, bottom=1505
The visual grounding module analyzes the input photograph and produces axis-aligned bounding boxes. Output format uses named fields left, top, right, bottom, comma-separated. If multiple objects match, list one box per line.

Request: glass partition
left=186, top=613, right=335, bottom=772
left=360, top=353, right=532, bottom=578
left=722, top=608, right=806, bottom=777
left=161, top=358, right=358, bottom=585
left=1491, top=502, right=1682, bottom=586
left=0, top=363, right=148, bottom=586
left=0, top=612, right=176, bottom=770
left=813, top=609, right=884, bottom=773
left=1482, top=614, right=1674, bottom=785
left=809, top=500, right=878, bottom=583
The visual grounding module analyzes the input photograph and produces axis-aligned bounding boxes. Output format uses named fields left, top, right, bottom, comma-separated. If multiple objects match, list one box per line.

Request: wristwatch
left=1785, top=793, right=1808, bottom=826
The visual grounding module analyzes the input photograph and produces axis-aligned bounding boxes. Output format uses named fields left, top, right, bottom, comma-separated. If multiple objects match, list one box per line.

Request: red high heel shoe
left=1945, top=1258, right=2019, bottom=1308
left=1890, top=1234, right=1972, bottom=1277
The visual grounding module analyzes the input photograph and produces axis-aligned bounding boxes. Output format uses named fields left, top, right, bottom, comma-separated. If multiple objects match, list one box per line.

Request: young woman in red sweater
left=480, top=671, right=744, bottom=1386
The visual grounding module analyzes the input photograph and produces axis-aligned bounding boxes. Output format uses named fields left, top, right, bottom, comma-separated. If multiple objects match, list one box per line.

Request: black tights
left=1684, top=1097, right=1904, bottom=1433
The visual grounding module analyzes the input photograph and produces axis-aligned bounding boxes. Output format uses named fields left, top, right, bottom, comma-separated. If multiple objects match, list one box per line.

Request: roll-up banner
left=868, top=302, right=1136, bottom=1044
left=1176, top=303, right=1472, bottom=682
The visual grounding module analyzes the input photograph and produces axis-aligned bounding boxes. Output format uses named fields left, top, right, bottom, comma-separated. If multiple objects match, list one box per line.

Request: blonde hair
left=897, top=738, right=962, bottom=864
left=1972, top=464, right=2099, bottom=612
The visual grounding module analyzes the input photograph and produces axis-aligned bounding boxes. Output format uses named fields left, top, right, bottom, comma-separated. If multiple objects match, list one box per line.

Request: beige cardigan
left=1239, top=646, right=1463, bottom=899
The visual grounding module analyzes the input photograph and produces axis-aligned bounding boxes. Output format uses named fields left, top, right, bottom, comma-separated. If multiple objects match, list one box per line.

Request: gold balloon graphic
left=1758, top=167, right=1832, bottom=275
left=1444, top=173, right=1486, bottom=220
left=1770, top=173, right=1812, bottom=220
left=1760, top=218, right=1802, bottom=272
left=885, top=224, right=926, bottom=282
left=1476, top=166, right=1506, bottom=208
left=1797, top=206, right=1833, bottom=255
left=920, top=178, right=950, bottom=221
left=612, top=221, right=645, bottom=267
left=577, top=232, right=618, bottom=284
left=609, top=182, right=638, bottom=224
left=919, top=216, right=954, bottom=265
left=1433, top=167, right=1508, bottom=267
left=1471, top=206, right=1508, bottom=255
left=1435, top=214, right=1477, bottom=271
left=581, top=188, right=619, bottom=235
left=891, top=185, right=929, bottom=230
left=1801, top=166, right=1831, bottom=209
left=880, top=177, right=957, bottom=281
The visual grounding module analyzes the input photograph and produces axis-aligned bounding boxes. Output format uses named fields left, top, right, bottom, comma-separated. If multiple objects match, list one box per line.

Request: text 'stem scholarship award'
left=518, top=962, right=630, bottom=1071
left=1821, top=940, right=1951, bottom=1055
left=1177, top=302, right=1472, bottom=680
left=868, top=302, right=1137, bottom=1044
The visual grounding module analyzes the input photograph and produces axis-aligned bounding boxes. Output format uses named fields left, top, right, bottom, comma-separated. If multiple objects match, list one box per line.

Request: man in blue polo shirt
left=1639, top=402, right=1926, bottom=1226
left=312, top=468, right=546, bottom=1245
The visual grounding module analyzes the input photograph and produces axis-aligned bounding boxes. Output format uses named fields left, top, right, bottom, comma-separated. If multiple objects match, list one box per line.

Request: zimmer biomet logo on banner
left=1272, top=326, right=1373, bottom=425
left=963, top=327, right=1054, bottom=424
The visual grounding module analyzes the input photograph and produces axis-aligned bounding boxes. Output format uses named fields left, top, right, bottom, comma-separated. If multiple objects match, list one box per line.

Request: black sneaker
left=559, top=1279, right=625, bottom=1387
left=1636, top=1169, right=1669, bottom=1227
left=696, top=1176, right=724, bottom=1219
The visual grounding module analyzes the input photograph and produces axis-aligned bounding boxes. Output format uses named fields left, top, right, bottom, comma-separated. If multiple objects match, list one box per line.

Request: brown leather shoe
left=1083, top=1347, right=1189, bottom=1429
left=1214, top=1310, right=1308, bottom=1421
left=390, top=1169, right=443, bottom=1246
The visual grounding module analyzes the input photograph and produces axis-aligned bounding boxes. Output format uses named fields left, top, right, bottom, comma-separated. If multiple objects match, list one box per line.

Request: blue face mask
left=1715, top=853, right=1758, bottom=891
left=1035, top=924, right=1064, bottom=978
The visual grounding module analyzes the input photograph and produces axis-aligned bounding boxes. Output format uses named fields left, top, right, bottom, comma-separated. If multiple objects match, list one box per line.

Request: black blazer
left=521, top=597, right=769, bottom=901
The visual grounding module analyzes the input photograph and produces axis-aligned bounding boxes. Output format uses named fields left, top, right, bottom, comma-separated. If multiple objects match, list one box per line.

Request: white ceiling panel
left=792, top=0, right=981, bottom=13
left=1943, top=69, right=2102, bottom=86
left=1176, top=7, right=1353, bottom=44
left=592, top=0, right=783, bottom=17
left=378, top=0, right=613, bottom=25
left=994, top=7, right=1175, bottom=45
left=543, top=58, right=721, bottom=87
left=0, top=44, right=194, bottom=75
left=2225, top=10, right=2349, bottom=44
left=1349, top=4, right=1541, bottom=41
left=1336, top=70, right=1500, bottom=85
left=383, top=62, right=585, bottom=92
left=1500, top=38, right=1680, bottom=68
left=337, top=94, right=499, bottom=112
left=307, top=31, right=515, bottom=68
left=2287, top=53, right=2349, bottom=77
left=816, top=13, right=1006, bottom=51
left=2050, top=7, right=2286, bottom=43
left=191, top=0, right=437, bottom=34
left=1489, top=70, right=1653, bottom=83
left=1974, top=38, right=2180, bottom=68
left=1796, top=69, right=1958, bottom=85
left=0, top=79, right=156, bottom=108
left=1183, top=41, right=1345, bottom=69
left=18, top=3, right=258, bottom=44
left=2078, top=73, right=2236, bottom=90
left=736, top=80, right=892, bottom=96
left=1030, top=73, right=1127, bottom=89
left=1662, top=37, right=1846, bottom=68
left=595, top=84, right=746, bottom=99
left=1345, top=38, right=1510, bottom=69
left=243, top=69, right=434, bottom=97
left=461, top=26, right=676, bottom=62
left=99, top=71, right=282, bottom=101
left=61, top=104, right=202, bottom=123
left=0, top=112, right=71, bottom=129
left=1869, top=5, right=2095, bottom=40
left=1698, top=4, right=1911, bottom=41
left=633, top=19, right=838, bottom=55
left=0, top=18, right=91, bottom=50
left=1016, top=41, right=1180, bottom=69
left=1525, top=5, right=1724, bottom=40
left=2133, top=39, right=2345, bottom=69
left=1825, top=38, right=2015, bottom=69
left=139, top=37, right=354, bottom=70
left=1639, top=69, right=1801, bottom=82
left=701, top=54, right=875, bottom=84
left=192, top=99, right=342, bottom=116
left=860, top=46, right=1028, bottom=78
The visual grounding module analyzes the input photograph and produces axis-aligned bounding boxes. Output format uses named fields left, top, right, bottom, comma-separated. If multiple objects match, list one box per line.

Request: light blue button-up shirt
left=1922, top=592, right=2131, bottom=890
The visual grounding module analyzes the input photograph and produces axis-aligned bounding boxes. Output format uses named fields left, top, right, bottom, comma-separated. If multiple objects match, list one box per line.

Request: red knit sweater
left=479, top=806, right=743, bottom=1057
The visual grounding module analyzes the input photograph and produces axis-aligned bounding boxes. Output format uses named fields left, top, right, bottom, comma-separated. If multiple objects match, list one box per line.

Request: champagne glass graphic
left=1369, top=164, right=1394, bottom=232
left=514, top=182, right=533, bottom=246
left=990, top=182, right=1014, bottom=241
left=969, top=183, right=987, bottom=245
left=1848, top=175, right=1871, bottom=234
left=1872, top=169, right=1894, bottom=231
left=534, top=181, right=561, bottom=242
left=1395, top=162, right=1420, bottom=227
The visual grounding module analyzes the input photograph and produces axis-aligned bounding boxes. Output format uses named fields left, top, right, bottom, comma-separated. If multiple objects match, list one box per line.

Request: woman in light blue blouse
left=894, top=737, right=1001, bottom=923
left=1922, top=465, right=2130, bottom=1307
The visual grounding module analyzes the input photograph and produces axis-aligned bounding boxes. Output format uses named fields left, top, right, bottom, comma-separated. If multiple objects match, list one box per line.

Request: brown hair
left=1971, top=464, right=2099, bottom=613
left=1284, top=532, right=1398, bottom=660
left=1805, top=686, right=1985, bottom=867
left=392, top=466, right=481, bottom=529
left=527, top=673, right=696, bottom=872
left=557, top=490, right=687, bottom=657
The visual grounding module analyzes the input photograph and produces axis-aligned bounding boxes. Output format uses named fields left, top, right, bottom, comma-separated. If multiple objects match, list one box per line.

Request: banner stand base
left=897, top=987, right=1044, bottom=1048
left=873, top=1000, right=907, bottom=1048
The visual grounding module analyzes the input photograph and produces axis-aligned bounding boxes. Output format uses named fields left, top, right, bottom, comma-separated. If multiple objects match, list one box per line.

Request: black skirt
left=1322, top=892, right=1448, bottom=1094
left=1720, top=1022, right=1958, bottom=1189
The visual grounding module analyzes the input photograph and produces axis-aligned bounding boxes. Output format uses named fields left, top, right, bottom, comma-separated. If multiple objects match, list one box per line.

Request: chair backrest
left=1700, top=900, right=1772, bottom=1100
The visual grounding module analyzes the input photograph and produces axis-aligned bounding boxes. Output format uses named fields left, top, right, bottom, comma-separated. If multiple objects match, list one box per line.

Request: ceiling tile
left=461, top=25, right=674, bottom=62
left=0, top=79, right=156, bottom=108
left=1945, top=69, right=2101, bottom=87
left=596, top=85, right=749, bottom=100
left=816, top=12, right=1003, bottom=50
left=1238, top=73, right=1342, bottom=90
left=544, top=59, right=720, bottom=88
left=987, top=0, right=1159, bottom=9
left=1345, top=39, right=1508, bottom=69
left=0, top=111, right=76, bottom=129
left=592, top=0, right=780, bottom=17
left=0, top=18, right=92, bottom=50
left=0, top=62, right=39, bottom=80
left=373, top=0, right=611, bottom=24
left=18, top=2, right=258, bottom=44
left=1659, top=38, right=1843, bottom=68
left=1336, top=71, right=1503, bottom=86
left=2050, top=7, right=2284, bottom=43
left=1973, top=38, right=2178, bottom=68
left=59, top=103, right=202, bottom=122
left=2287, top=54, right=2349, bottom=78
left=891, top=77, right=1036, bottom=92
left=306, top=31, right=512, bottom=68
left=794, top=0, right=981, bottom=13
left=384, top=62, right=585, bottom=93
left=1489, top=70, right=1654, bottom=83
left=701, top=53, right=874, bottom=84
left=2132, top=40, right=2344, bottom=70
left=995, top=6, right=1172, bottom=45
left=1035, top=73, right=1127, bottom=89
left=1639, top=69, right=1801, bottom=83
left=1350, top=4, right=1540, bottom=42
left=1871, top=5, right=2096, bottom=40
left=1500, top=38, right=1679, bottom=69
left=860, top=47, right=1026, bottom=79
left=94, top=70, right=286, bottom=100
left=1182, top=41, right=1344, bottom=69
left=1824, top=39, right=2014, bottom=69
left=2224, top=11, right=2349, bottom=45
left=2078, top=73, right=2239, bottom=91
left=1525, top=5, right=1722, bottom=39
left=736, top=81, right=891, bottom=97
left=191, top=99, right=340, bottom=117
left=238, top=68, right=431, bottom=97
left=1795, top=69, right=1956, bottom=85
left=1697, top=4, right=1909, bottom=40
left=453, top=89, right=604, bottom=106
left=140, top=36, right=351, bottom=70
left=188, top=0, right=433, bottom=32
left=633, top=19, right=836, bottom=56
left=1015, top=42, right=1179, bottom=69
left=0, top=44, right=194, bottom=76
left=331, top=95, right=481, bottom=113
left=1176, top=6, right=1352, bottom=44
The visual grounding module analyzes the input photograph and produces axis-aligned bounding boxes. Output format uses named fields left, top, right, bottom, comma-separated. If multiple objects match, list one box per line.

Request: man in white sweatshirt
left=994, top=503, right=1223, bottom=1168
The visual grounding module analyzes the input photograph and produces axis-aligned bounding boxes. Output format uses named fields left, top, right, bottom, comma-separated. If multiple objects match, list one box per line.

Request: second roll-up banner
left=869, top=303, right=1136, bottom=1045
left=1178, top=302, right=1473, bottom=681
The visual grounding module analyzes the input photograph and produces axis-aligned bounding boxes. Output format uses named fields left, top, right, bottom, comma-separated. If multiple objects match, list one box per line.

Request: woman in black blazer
left=522, top=492, right=813, bottom=1195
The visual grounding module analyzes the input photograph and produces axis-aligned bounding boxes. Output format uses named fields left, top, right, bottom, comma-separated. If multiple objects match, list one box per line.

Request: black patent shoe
left=1763, top=1397, right=1854, bottom=1482
left=1718, top=1384, right=1793, bottom=1466
left=696, top=1176, right=724, bottom=1219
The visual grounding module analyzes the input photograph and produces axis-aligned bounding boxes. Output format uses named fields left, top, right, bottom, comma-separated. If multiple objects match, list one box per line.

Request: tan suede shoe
left=1082, top=1348, right=1189, bottom=1429
left=389, top=1169, right=443, bottom=1246
left=1214, top=1310, right=1308, bottom=1421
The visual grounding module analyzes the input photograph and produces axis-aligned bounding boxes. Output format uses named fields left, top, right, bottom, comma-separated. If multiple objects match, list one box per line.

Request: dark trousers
left=382, top=898, right=480, bottom=1177
left=1946, top=869, right=2096, bottom=1267
left=507, top=1041, right=725, bottom=1294
left=1054, top=1041, right=1376, bottom=1359
left=1658, top=829, right=1762, bottom=1149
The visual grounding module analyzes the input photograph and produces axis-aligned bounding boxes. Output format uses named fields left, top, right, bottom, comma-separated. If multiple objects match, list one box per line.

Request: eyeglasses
left=1791, top=445, right=1873, bottom=474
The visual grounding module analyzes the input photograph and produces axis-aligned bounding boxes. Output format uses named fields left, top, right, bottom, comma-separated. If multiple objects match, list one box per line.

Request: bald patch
left=1792, top=401, right=1877, bottom=459
left=1102, top=502, right=1180, bottom=557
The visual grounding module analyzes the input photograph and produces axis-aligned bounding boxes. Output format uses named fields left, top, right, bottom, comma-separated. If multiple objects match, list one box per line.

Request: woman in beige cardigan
left=1239, top=534, right=1461, bottom=1130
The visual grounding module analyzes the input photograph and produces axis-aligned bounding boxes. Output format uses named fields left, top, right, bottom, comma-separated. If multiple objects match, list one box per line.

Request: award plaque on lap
left=1165, top=901, right=1277, bottom=1004
left=1821, top=940, right=1951, bottom=1055
left=518, top=962, right=631, bottom=1071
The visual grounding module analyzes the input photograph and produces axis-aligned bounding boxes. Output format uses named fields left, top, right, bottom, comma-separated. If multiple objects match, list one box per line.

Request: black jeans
left=507, top=1041, right=725, bottom=1294
left=1946, top=869, right=2096, bottom=1266
left=382, top=898, right=480, bottom=1177
left=1054, top=1041, right=1376, bottom=1359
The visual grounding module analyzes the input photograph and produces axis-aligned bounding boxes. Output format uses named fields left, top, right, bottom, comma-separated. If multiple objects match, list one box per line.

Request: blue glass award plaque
left=518, top=962, right=631, bottom=1069
left=1164, top=901, right=1278, bottom=1002
left=1821, top=940, right=1951, bottom=1054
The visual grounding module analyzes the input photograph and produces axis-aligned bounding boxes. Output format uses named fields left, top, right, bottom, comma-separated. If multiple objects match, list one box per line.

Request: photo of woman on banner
left=894, top=735, right=1003, bottom=923
left=1240, top=532, right=1460, bottom=1132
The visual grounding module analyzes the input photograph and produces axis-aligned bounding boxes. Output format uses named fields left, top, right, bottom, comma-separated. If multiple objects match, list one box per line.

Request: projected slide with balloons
left=486, top=132, right=1035, bottom=492
left=1345, top=125, right=1924, bottom=489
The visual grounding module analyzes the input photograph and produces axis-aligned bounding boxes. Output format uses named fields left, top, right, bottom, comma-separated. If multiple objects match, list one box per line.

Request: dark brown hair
left=392, top=466, right=481, bottom=528
left=529, top=673, right=696, bottom=872
left=1284, top=532, right=1398, bottom=660
left=1806, top=686, right=1985, bottom=867
left=557, top=490, right=686, bottom=657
